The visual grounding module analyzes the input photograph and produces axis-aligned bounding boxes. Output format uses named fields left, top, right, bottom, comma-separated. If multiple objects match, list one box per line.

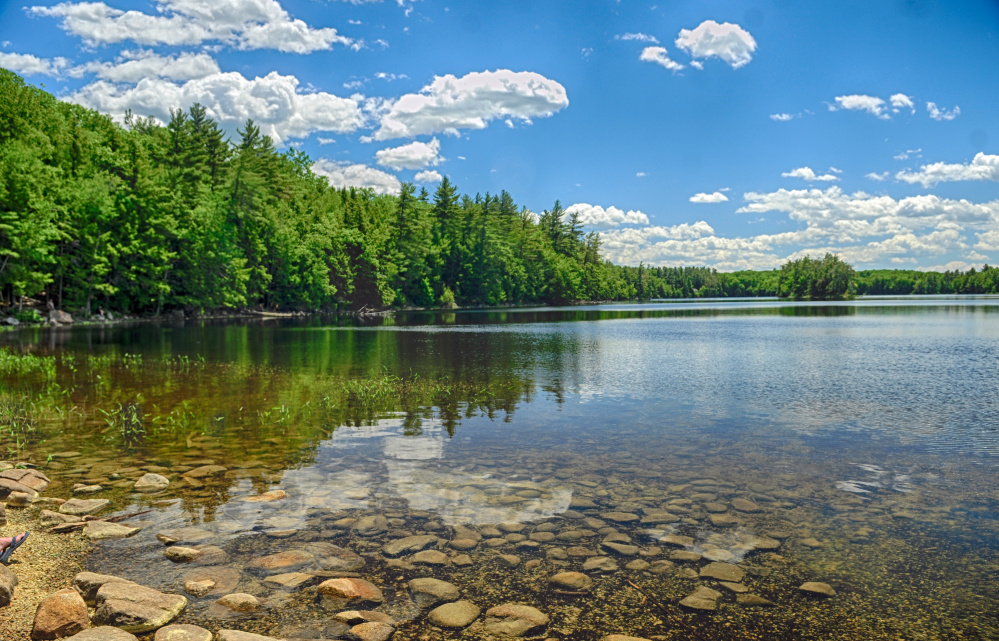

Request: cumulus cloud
left=375, top=137, right=442, bottom=170
left=67, top=70, right=364, bottom=144
left=414, top=169, right=442, bottom=183
left=769, top=113, right=798, bottom=122
left=0, top=51, right=71, bottom=76
left=895, top=153, right=999, bottom=188
left=371, top=69, right=568, bottom=140
left=72, top=50, right=220, bottom=82
left=616, top=32, right=659, bottom=44
left=674, top=20, right=757, bottom=69
left=890, top=93, right=915, bottom=113
left=564, top=203, right=650, bottom=229
left=831, top=94, right=888, bottom=119
left=689, top=191, right=729, bottom=203
left=974, top=230, right=999, bottom=251
left=312, top=159, right=400, bottom=195
left=31, top=0, right=355, bottom=53
left=866, top=171, right=889, bottom=182
left=782, top=167, right=840, bottom=182
left=639, top=46, right=684, bottom=72
left=926, top=101, right=960, bottom=121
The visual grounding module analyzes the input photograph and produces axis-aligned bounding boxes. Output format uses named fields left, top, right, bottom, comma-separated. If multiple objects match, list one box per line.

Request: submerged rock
left=317, top=578, right=384, bottom=608
left=483, top=604, right=549, bottom=637
left=549, top=571, right=593, bottom=592
left=134, top=474, right=170, bottom=493
left=84, top=521, right=139, bottom=540
left=699, top=562, right=745, bottom=583
left=680, top=586, right=722, bottom=611
left=799, top=582, right=836, bottom=597
left=409, top=578, right=460, bottom=608
left=428, top=600, right=481, bottom=628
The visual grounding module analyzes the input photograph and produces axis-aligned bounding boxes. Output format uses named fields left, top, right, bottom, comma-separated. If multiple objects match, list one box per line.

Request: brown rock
left=737, top=594, right=775, bottom=607
left=31, top=588, right=89, bottom=639
left=72, top=572, right=135, bottom=606
left=248, top=549, right=314, bottom=572
left=427, top=600, right=480, bottom=628
left=350, top=621, right=394, bottom=641
left=680, top=586, right=722, bottom=611
left=699, top=562, right=745, bottom=583
left=550, top=571, right=592, bottom=592
left=155, top=528, right=213, bottom=545
left=799, top=581, right=836, bottom=597
left=731, top=498, right=761, bottom=513
left=317, top=578, right=383, bottom=606
left=483, top=604, right=549, bottom=637
left=215, top=593, right=259, bottom=612
left=154, top=624, right=213, bottom=641
left=0, top=564, right=18, bottom=607
left=64, top=627, right=138, bottom=641
left=93, top=582, right=187, bottom=633
left=58, top=499, right=109, bottom=516
left=242, top=490, right=287, bottom=502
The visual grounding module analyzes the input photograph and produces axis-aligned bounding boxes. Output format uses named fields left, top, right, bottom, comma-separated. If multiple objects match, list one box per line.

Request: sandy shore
left=0, top=505, right=91, bottom=639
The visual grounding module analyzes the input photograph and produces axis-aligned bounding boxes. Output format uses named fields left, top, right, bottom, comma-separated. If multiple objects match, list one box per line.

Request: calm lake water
left=3, top=296, right=999, bottom=640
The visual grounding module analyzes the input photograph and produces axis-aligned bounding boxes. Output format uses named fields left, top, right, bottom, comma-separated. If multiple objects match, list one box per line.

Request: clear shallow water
left=4, top=296, right=999, bottom=640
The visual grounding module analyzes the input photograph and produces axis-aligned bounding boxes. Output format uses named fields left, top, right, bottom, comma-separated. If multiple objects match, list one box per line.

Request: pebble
left=549, top=571, right=593, bottom=591
left=411, top=550, right=449, bottom=566
left=483, top=604, right=549, bottom=637
left=582, top=556, right=618, bottom=572
left=427, top=600, right=481, bottom=628
left=799, top=581, right=836, bottom=597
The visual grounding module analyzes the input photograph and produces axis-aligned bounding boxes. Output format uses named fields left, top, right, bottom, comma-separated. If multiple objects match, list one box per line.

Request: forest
left=2, top=68, right=998, bottom=317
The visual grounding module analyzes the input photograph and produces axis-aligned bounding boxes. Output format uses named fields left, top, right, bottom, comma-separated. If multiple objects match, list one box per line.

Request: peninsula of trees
left=2, top=69, right=997, bottom=316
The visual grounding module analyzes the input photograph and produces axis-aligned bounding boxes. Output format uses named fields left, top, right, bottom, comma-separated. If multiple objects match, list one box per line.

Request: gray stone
left=134, top=474, right=170, bottom=493
left=93, top=582, right=187, bottom=633
left=410, top=549, right=448, bottom=566
left=427, top=601, right=481, bottom=628
left=408, top=577, right=460, bottom=608
left=84, top=521, right=140, bottom=540
left=65, top=628, right=138, bottom=641
left=483, top=604, right=549, bottom=637
left=0, top=564, right=17, bottom=607
left=153, top=624, right=213, bottom=641
left=72, top=572, right=135, bottom=606
left=353, top=515, right=389, bottom=537
left=680, top=586, right=722, bottom=611
left=601, top=541, right=639, bottom=556
left=582, top=556, right=619, bottom=572
left=699, top=562, right=745, bottom=583
left=49, top=309, right=73, bottom=324
left=58, top=499, right=110, bottom=516
left=382, top=534, right=438, bottom=557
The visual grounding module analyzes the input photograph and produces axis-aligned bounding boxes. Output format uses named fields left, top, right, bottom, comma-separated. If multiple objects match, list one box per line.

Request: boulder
left=134, top=474, right=170, bottom=493
left=0, top=564, right=16, bottom=607
left=72, top=572, right=135, bottom=606
left=408, top=577, right=460, bottom=608
left=65, top=628, right=137, bottom=641
left=93, top=582, right=187, bottom=633
left=482, top=604, right=549, bottom=637
left=31, top=588, right=89, bottom=640
left=58, top=499, right=109, bottom=516
left=84, top=521, right=140, bottom=540
left=428, top=601, right=480, bottom=628
left=6, top=491, right=34, bottom=507
left=154, top=624, right=213, bottom=641
left=0, top=468, right=51, bottom=492
left=49, top=309, right=73, bottom=324
left=0, top=478, right=38, bottom=500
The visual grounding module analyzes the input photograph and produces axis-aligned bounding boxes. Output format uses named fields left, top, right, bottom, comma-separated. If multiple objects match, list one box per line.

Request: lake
left=2, top=296, right=998, bottom=640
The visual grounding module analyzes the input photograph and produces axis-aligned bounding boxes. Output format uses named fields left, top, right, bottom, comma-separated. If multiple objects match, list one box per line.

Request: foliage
left=777, top=253, right=856, bottom=300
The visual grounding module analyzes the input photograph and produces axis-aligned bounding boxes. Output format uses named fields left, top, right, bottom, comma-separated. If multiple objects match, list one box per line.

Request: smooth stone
left=669, top=551, right=702, bottom=562
left=648, top=560, right=675, bottom=574
left=382, top=534, right=438, bottom=557
left=353, top=515, right=389, bottom=537
left=154, top=624, right=213, bottom=641
left=498, top=523, right=526, bottom=533
left=449, top=538, right=478, bottom=550
left=58, top=499, right=109, bottom=516
left=181, top=465, right=226, bottom=479
left=249, top=549, right=314, bottom=571
left=408, top=578, right=460, bottom=608
left=719, top=581, right=750, bottom=593
left=411, top=549, right=449, bottom=566
left=216, top=593, right=259, bottom=612
left=65, top=628, right=138, bottom=641
left=155, top=528, right=213, bottom=545
left=317, top=578, right=384, bottom=606
left=639, top=511, right=679, bottom=524
left=72, top=572, right=135, bottom=606
left=700, top=562, right=745, bottom=583
left=31, top=587, right=89, bottom=640
left=483, top=604, right=549, bottom=637
left=184, top=579, right=215, bottom=597
left=350, top=621, right=394, bottom=641
left=799, top=581, right=836, bottom=597
left=704, top=503, right=729, bottom=513
left=452, top=554, right=473, bottom=566
left=84, top=521, right=139, bottom=540
left=601, top=541, right=639, bottom=556
left=73, top=485, right=103, bottom=495
left=680, top=586, right=723, bottom=611
left=183, top=568, right=240, bottom=596
left=601, top=512, right=640, bottom=523
left=0, top=565, right=17, bottom=607
left=737, top=594, right=776, bottom=607
left=625, top=559, right=651, bottom=571
left=264, top=572, right=316, bottom=589
left=731, top=498, right=762, bottom=513
left=498, top=554, right=521, bottom=567
left=0, top=468, right=50, bottom=491
left=708, top=514, right=740, bottom=527
left=133, top=473, right=171, bottom=493
left=582, top=557, right=618, bottom=572
left=334, top=611, right=396, bottom=625
left=216, top=632, right=282, bottom=641
left=660, top=534, right=694, bottom=547
left=428, top=600, right=481, bottom=628
left=801, top=538, right=824, bottom=548
left=93, top=582, right=187, bottom=633
left=528, top=532, right=555, bottom=542
left=242, top=490, right=287, bottom=502
left=38, top=510, right=80, bottom=526
left=164, top=547, right=203, bottom=563
left=549, top=571, right=592, bottom=592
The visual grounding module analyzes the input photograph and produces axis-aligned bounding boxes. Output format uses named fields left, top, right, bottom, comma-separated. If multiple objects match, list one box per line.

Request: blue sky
left=2, top=0, right=998, bottom=271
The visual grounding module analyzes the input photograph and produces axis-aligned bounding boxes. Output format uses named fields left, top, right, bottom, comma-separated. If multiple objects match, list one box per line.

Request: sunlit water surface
left=4, top=296, right=999, bottom=640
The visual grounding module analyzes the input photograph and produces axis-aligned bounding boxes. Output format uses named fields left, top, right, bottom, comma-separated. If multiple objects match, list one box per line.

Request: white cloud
left=769, top=113, right=798, bottom=122
left=926, top=101, right=960, bottom=121
left=636, top=172, right=647, bottom=177
left=0, top=52, right=71, bottom=76
left=375, top=137, right=442, bottom=170
left=896, top=153, right=999, bottom=188
left=31, top=0, right=354, bottom=53
left=564, top=203, right=651, bottom=229
left=67, top=70, right=364, bottom=145
left=866, top=171, right=889, bottom=182
left=639, top=46, right=684, bottom=72
left=312, top=159, right=400, bottom=195
left=974, top=230, right=999, bottom=251
left=894, top=148, right=922, bottom=161
left=689, top=191, right=729, bottom=203
left=73, top=50, right=220, bottom=82
left=317, top=137, right=336, bottom=145
left=782, top=166, right=840, bottom=182
left=371, top=69, right=568, bottom=140
left=831, top=94, right=888, bottom=119
left=674, top=20, right=757, bottom=69
left=414, top=169, right=442, bottom=183
left=616, top=33, right=659, bottom=44
left=890, top=93, right=915, bottom=113
left=375, top=72, right=408, bottom=81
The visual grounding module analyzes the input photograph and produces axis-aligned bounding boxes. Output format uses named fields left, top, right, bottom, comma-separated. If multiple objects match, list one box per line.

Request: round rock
left=154, top=624, right=213, bottom=641
left=550, top=571, right=592, bottom=592
left=427, top=601, right=481, bottom=628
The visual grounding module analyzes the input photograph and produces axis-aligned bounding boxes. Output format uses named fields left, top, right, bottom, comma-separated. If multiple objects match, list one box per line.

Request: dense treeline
left=1, top=69, right=641, bottom=314
left=3, top=69, right=998, bottom=315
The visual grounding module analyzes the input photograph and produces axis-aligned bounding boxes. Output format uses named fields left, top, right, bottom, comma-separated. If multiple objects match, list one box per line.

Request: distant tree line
left=2, top=69, right=997, bottom=315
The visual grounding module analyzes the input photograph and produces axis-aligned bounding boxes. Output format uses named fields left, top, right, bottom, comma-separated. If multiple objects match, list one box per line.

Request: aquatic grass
left=99, top=400, right=145, bottom=447
left=0, top=348, right=56, bottom=379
